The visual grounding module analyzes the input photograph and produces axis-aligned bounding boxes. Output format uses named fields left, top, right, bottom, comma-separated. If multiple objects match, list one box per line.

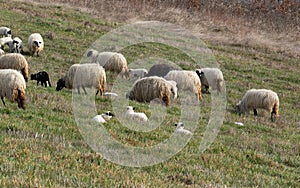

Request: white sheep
left=0, top=37, right=13, bottom=51
left=0, top=27, right=11, bottom=37
left=126, top=76, right=177, bottom=106
left=87, top=49, right=129, bottom=78
left=93, top=111, right=114, bottom=123
left=174, top=122, right=192, bottom=135
left=164, top=70, right=202, bottom=101
left=0, top=69, right=26, bottom=109
left=0, top=53, right=29, bottom=82
left=56, top=63, right=106, bottom=96
left=125, top=106, right=148, bottom=122
left=236, top=89, right=279, bottom=121
left=28, top=33, right=44, bottom=56
left=128, top=68, right=148, bottom=79
left=9, top=37, right=23, bottom=54
left=196, top=68, right=224, bottom=94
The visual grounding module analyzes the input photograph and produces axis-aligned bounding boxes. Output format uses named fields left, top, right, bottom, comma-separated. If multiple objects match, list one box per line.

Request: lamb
left=128, top=68, right=148, bottom=79
left=87, top=49, right=129, bottom=78
left=9, top=37, right=24, bottom=54
left=56, top=63, right=106, bottom=96
left=93, top=111, right=114, bottom=123
left=0, top=69, right=26, bottom=109
left=236, top=89, right=279, bottom=121
left=28, top=33, right=44, bottom=56
left=164, top=70, right=202, bottom=101
left=31, top=71, right=52, bottom=87
left=126, top=76, right=176, bottom=106
left=0, top=37, right=13, bottom=51
left=145, top=63, right=180, bottom=77
left=196, top=68, right=224, bottom=94
left=125, top=106, right=148, bottom=122
left=0, top=53, right=29, bottom=82
left=0, top=27, right=11, bottom=37
left=174, top=122, right=192, bottom=135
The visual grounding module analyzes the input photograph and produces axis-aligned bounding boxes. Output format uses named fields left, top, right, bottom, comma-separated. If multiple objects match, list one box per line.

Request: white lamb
left=125, top=106, right=148, bottom=122
left=164, top=70, right=202, bottom=101
left=196, top=68, right=224, bottom=94
left=0, top=37, right=13, bottom=51
left=236, top=89, right=279, bottom=122
left=93, top=111, right=114, bottom=123
left=28, top=33, right=44, bottom=56
left=174, top=122, right=192, bottom=135
left=9, top=37, right=24, bottom=54
left=128, top=68, right=148, bottom=79
left=0, top=27, right=11, bottom=37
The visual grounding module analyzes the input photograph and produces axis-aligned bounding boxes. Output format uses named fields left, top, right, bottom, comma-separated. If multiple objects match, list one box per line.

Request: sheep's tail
left=21, top=67, right=28, bottom=82
left=14, top=88, right=26, bottom=110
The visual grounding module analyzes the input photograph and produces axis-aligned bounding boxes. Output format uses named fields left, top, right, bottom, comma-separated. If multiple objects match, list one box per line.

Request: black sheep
left=31, top=71, right=51, bottom=87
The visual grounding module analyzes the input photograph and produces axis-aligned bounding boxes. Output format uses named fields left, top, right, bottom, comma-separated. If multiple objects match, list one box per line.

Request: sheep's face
left=33, top=41, right=42, bottom=48
left=126, top=106, right=134, bottom=111
left=235, top=103, right=242, bottom=114
left=175, top=122, right=184, bottom=128
left=56, top=79, right=65, bottom=91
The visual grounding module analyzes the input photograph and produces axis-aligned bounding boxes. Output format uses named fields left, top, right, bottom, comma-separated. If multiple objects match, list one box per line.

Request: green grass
left=0, top=0, right=299, bottom=187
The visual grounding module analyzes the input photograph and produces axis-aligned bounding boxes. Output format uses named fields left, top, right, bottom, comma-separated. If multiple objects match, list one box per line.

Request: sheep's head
left=196, top=69, right=209, bottom=87
left=126, top=106, right=135, bottom=111
left=175, top=122, right=184, bottom=128
left=235, top=102, right=242, bottom=114
left=56, top=78, right=65, bottom=91
left=30, top=74, right=37, bottom=80
left=33, top=41, right=42, bottom=48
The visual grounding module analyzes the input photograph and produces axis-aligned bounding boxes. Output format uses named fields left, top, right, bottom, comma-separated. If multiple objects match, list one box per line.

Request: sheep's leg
left=1, top=97, right=6, bottom=106
left=96, top=90, right=99, bottom=96
left=43, top=81, right=47, bottom=87
left=48, top=81, right=52, bottom=87
left=253, top=109, right=258, bottom=116
left=77, top=87, right=80, bottom=94
left=82, top=87, right=87, bottom=95
left=37, top=81, right=39, bottom=86
left=271, top=107, right=277, bottom=122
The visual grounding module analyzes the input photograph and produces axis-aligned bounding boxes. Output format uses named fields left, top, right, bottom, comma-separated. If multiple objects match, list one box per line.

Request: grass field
left=0, top=0, right=299, bottom=187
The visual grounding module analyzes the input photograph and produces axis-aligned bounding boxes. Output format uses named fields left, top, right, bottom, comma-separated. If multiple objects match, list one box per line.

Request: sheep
left=0, top=53, right=29, bottom=82
left=9, top=37, right=24, bottom=54
left=28, top=33, right=44, bottom=56
left=0, top=69, right=26, bottom=109
left=174, top=122, right=192, bottom=135
left=144, top=63, right=180, bottom=77
left=56, top=63, right=106, bottom=96
left=31, top=71, right=51, bottom=87
left=126, top=76, right=175, bottom=106
left=0, top=37, right=13, bottom=51
left=125, top=106, right=148, bottom=122
left=87, top=49, right=129, bottom=78
left=236, top=89, right=279, bottom=122
left=196, top=68, right=224, bottom=94
left=164, top=70, right=202, bottom=101
left=128, top=68, right=148, bottom=79
left=93, top=111, right=114, bottom=123
left=0, top=27, right=11, bottom=37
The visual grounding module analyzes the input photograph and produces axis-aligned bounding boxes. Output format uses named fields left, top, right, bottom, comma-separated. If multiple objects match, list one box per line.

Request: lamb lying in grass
left=125, top=106, right=148, bottom=122
left=93, top=111, right=114, bottom=123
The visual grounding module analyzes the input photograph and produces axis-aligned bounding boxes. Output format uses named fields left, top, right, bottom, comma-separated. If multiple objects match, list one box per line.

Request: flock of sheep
left=0, top=26, right=280, bottom=128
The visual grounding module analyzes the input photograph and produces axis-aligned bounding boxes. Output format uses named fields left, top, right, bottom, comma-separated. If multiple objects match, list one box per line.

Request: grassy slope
left=0, top=0, right=299, bottom=187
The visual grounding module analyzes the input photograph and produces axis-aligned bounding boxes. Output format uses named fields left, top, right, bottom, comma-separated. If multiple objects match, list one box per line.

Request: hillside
left=0, top=0, right=299, bottom=187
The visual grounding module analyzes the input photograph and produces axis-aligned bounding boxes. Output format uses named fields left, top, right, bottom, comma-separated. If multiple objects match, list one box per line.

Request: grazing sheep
left=164, top=70, right=202, bottom=101
left=0, top=37, right=13, bottom=51
left=93, top=111, right=114, bottom=123
left=56, top=63, right=106, bottom=96
left=145, top=63, right=180, bottom=77
left=0, top=53, right=29, bottom=82
left=9, top=37, right=24, bottom=54
left=0, top=69, right=26, bottom=109
left=28, top=33, right=44, bottom=56
left=0, top=27, right=11, bottom=37
left=166, top=80, right=178, bottom=99
left=128, top=68, right=148, bottom=79
left=174, top=122, right=192, bottom=135
left=196, top=68, right=224, bottom=94
left=87, top=50, right=129, bottom=78
left=126, top=76, right=175, bottom=106
left=125, top=106, right=148, bottom=122
left=0, top=49, right=4, bottom=56
left=31, top=71, right=51, bottom=87
left=236, top=89, right=279, bottom=121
